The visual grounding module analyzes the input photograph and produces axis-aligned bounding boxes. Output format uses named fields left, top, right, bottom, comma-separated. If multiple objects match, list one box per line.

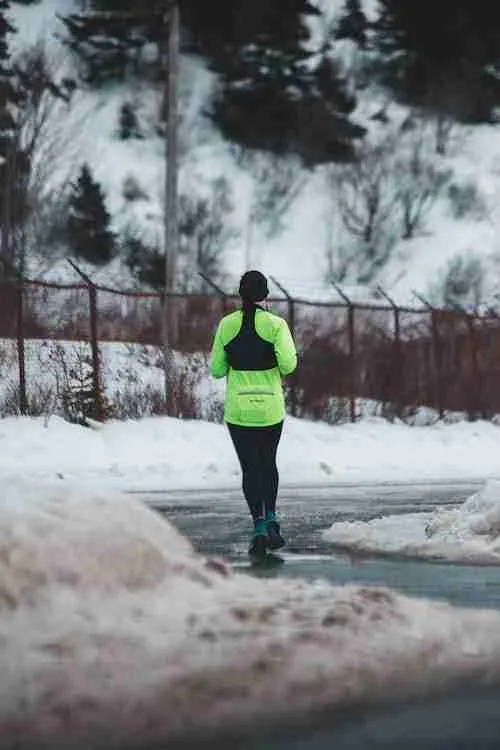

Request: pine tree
left=295, top=55, right=365, bottom=165
left=374, top=0, right=500, bottom=121
left=203, top=0, right=363, bottom=164
left=335, top=0, right=368, bottom=48
left=60, top=0, right=164, bottom=84
left=67, top=164, right=115, bottom=265
left=64, top=349, right=98, bottom=425
left=182, top=0, right=316, bottom=66
left=118, top=101, right=142, bottom=139
left=61, top=12, right=141, bottom=84
left=60, top=0, right=364, bottom=162
left=63, top=345, right=111, bottom=424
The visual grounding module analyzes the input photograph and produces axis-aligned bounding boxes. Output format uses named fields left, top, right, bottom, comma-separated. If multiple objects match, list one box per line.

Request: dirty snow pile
left=4, top=485, right=500, bottom=747
left=324, top=480, right=500, bottom=564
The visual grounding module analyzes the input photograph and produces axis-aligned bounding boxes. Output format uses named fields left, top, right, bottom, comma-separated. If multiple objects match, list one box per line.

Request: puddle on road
left=155, top=484, right=500, bottom=611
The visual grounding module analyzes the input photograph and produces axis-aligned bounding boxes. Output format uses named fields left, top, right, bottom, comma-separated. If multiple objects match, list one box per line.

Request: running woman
left=210, top=270, right=298, bottom=558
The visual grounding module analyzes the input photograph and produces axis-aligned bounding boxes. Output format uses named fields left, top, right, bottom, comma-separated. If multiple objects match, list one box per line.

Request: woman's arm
left=210, top=321, right=229, bottom=379
left=275, top=320, right=298, bottom=376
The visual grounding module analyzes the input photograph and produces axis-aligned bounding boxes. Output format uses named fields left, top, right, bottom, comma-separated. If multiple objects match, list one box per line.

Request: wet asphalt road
left=133, top=481, right=500, bottom=749
left=138, top=480, right=500, bottom=609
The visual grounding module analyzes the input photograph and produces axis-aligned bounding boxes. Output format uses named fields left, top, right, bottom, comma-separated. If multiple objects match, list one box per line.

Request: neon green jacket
left=210, top=308, right=298, bottom=426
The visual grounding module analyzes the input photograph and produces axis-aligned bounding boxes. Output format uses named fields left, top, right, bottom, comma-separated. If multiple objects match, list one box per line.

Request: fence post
left=467, top=312, right=482, bottom=420
left=484, top=306, right=500, bottom=416
left=270, top=277, right=298, bottom=418
left=412, top=291, right=444, bottom=419
left=331, top=284, right=356, bottom=424
left=88, top=283, right=103, bottom=421
left=16, top=278, right=28, bottom=415
left=453, top=303, right=482, bottom=421
left=66, top=259, right=103, bottom=421
left=377, top=287, right=402, bottom=418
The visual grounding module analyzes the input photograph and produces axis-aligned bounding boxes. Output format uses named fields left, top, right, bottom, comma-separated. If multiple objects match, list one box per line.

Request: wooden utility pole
left=163, top=0, right=180, bottom=415
left=1, top=142, right=14, bottom=276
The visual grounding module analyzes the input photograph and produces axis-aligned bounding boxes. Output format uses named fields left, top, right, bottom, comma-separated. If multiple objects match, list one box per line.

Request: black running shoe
left=248, top=534, right=267, bottom=560
left=266, top=520, right=285, bottom=550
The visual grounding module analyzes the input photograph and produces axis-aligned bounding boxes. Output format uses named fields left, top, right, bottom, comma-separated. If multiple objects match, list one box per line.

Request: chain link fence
left=1, top=275, right=499, bottom=423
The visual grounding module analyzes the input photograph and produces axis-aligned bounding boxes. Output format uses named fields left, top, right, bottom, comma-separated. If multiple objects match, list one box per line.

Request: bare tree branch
left=393, top=118, right=452, bottom=239
left=328, top=138, right=399, bottom=256
left=7, top=43, right=87, bottom=274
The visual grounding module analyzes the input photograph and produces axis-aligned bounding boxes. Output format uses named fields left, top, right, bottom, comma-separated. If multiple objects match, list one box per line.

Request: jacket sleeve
left=275, top=319, right=298, bottom=376
left=210, top=321, right=229, bottom=379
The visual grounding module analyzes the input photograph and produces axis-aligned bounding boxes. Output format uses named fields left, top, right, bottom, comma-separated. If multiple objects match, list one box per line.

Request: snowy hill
left=7, top=0, right=500, bottom=307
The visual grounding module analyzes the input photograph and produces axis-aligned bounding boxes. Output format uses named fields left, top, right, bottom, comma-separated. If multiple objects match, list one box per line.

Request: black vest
left=224, top=305, right=278, bottom=371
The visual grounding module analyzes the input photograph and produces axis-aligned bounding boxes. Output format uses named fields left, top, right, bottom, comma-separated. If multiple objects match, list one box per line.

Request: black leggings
left=227, top=422, right=284, bottom=521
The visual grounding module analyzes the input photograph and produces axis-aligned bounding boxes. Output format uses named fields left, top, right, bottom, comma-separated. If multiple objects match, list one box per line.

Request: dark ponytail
left=241, top=299, right=257, bottom=328
left=238, top=270, right=269, bottom=328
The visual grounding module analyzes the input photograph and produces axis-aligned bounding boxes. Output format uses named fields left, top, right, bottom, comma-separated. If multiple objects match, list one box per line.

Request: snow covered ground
left=2, top=412, right=500, bottom=743
left=2, top=414, right=500, bottom=493
left=4, top=481, right=500, bottom=748
left=323, top=480, right=500, bottom=565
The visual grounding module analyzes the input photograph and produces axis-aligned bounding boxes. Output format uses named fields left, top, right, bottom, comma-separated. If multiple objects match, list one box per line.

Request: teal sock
left=265, top=511, right=276, bottom=523
left=254, top=518, right=266, bottom=536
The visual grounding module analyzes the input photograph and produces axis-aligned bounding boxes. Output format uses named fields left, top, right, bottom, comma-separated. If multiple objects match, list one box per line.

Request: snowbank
left=323, top=480, right=500, bottom=564
left=1, top=415, right=500, bottom=492
left=4, top=483, right=500, bottom=748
